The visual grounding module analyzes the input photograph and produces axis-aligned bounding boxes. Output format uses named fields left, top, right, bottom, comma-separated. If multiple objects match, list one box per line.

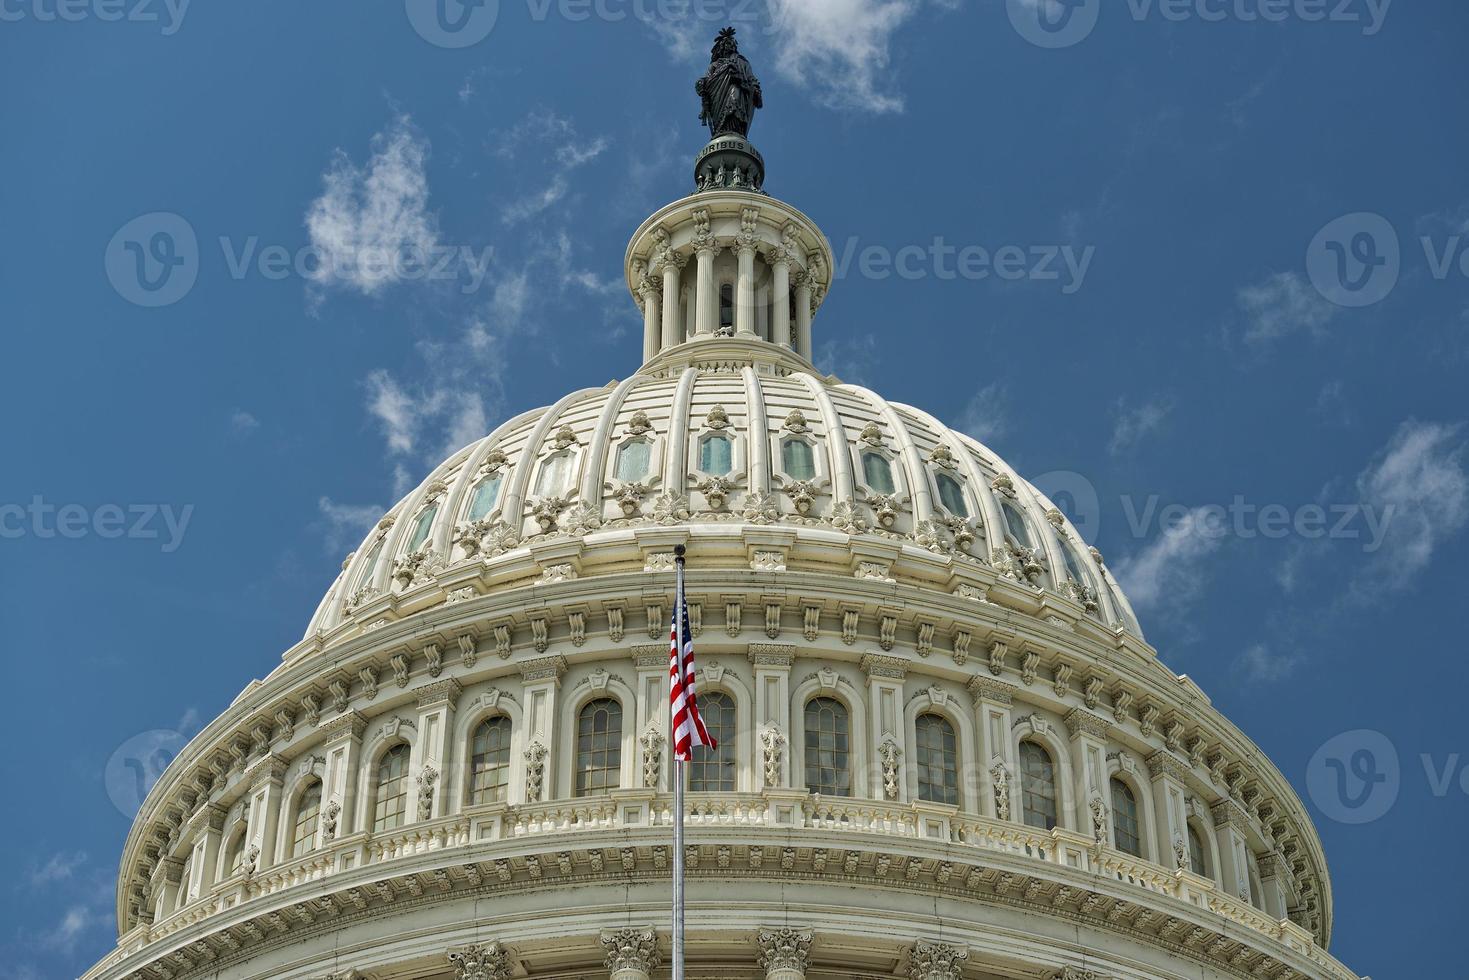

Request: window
left=466, top=474, right=502, bottom=521
left=615, top=440, right=652, bottom=482
left=535, top=452, right=571, bottom=496
left=406, top=505, right=436, bottom=553
left=355, top=537, right=383, bottom=588
left=803, top=697, right=851, bottom=797
left=1019, top=741, right=1058, bottom=830
left=781, top=439, right=815, bottom=480
left=469, top=717, right=512, bottom=805
left=688, top=692, right=736, bottom=792
left=699, top=434, right=733, bottom=475
left=1111, top=778, right=1142, bottom=857
left=914, top=713, right=959, bottom=806
left=292, top=781, right=322, bottom=858
left=1187, top=823, right=1208, bottom=877
left=719, top=283, right=734, bottom=331
left=861, top=452, right=895, bottom=494
left=1002, top=501, right=1032, bottom=547
left=935, top=473, right=968, bottom=517
left=575, top=699, right=623, bottom=796
left=176, top=854, right=193, bottom=910
left=373, top=744, right=411, bottom=832
left=225, top=829, right=247, bottom=875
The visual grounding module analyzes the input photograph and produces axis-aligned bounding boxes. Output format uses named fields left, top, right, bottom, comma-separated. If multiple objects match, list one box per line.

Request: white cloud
left=365, top=370, right=419, bottom=455
left=1237, top=643, right=1304, bottom=683
left=1109, top=397, right=1172, bottom=455
left=229, top=409, right=259, bottom=436
left=30, top=852, right=87, bottom=887
left=1354, top=420, right=1468, bottom=587
left=317, top=497, right=385, bottom=555
left=766, top=0, right=922, bottom=113
left=1112, top=506, right=1225, bottom=611
left=492, top=113, right=610, bottom=226
left=304, top=115, right=440, bottom=295
left=955, top=382, right=1010, bottom=445
left=1236, top=271, right=1338, bottom=345
left=816, top=334, right=880, bottom=385
left=42, top=904, right=95, bottom=950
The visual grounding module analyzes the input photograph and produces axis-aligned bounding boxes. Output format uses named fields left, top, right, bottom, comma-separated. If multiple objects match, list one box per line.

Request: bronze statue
left=695, top=27, right=763, bottom=140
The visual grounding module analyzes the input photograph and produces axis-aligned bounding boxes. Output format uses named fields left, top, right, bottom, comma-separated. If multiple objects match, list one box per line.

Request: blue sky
left=2, top=1, right=1466, bottom=976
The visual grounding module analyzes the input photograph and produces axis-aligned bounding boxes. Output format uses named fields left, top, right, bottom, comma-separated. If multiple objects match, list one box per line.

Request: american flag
left=669, top=561, right=716, bottom=762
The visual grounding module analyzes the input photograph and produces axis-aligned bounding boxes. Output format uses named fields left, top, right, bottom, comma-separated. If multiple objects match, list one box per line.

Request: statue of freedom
left=695, top=27, right=763, bottom=140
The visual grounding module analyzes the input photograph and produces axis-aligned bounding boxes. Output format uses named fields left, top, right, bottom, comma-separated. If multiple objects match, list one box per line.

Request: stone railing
left=134, top=790, right=1330, bottom=967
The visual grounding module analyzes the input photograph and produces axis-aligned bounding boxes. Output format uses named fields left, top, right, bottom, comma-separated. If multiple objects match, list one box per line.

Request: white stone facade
left=85, top=172, right=1356, bottom=980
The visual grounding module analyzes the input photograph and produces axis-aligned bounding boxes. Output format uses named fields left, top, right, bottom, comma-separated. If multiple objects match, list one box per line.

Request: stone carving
left=780, top=476, right=825, bottom=515
left=561, top=502, right=603, bottom=536
left=695, top=475, right=738, bottom=510
left=612, top=481, right=652, bottom=517
left=705, top=404, right=730, bottom=429
left=447, top=942, right=512, bottom=980
left=741, top=489, right=779, bottom=524
left=650, top=491, right=690, bottom=525
left=907, top=939, right=968, bottom=979
left=524, top=741, right=548, bottom=802
left=601, top=927, right=661, bottom=975
left=416, top=765, right=438, bottom=820
left=391, top=546, right=444, bottom=588
left=760, top=726, right=785, bottom=787
left=752, top=550, right=786, bottom=573
left=990, top=473, right=1017, bottom=498
left=991, top=761, right=1011, bottom=820
left=531, top=495, right=573, bottom=534
left=242, top=844, right=259, bottom=878
left=757, top=926, right=812, bottom=974
left=453, top=518, right=520, bottom=559
left=878, top=739, right=901, bottom=801
left=322, top=800, right=340, bottom=842
left=863, top=490, right=904, bottom=528
left=828, top=498, right=867, bottom=533
left=1089, top=795, right=1108, bottom=845
left=1063, top=579, right=1101, bottom=612
left=928, top=443, right=958, bottom=469
left=992, top=544, right=1045, bottom=583
left=550, top=424, right=578, bottom=449
left=640, top=728, right=664, bottom=789
left=782, top=408, right=808, bottom=433
left=859, top=420, right=884, bottom=446
left=626, top=410, right=653, bottom=435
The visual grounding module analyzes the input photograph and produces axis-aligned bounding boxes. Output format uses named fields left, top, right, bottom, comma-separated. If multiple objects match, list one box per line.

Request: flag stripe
left=670, top=566, right=715, bottom=761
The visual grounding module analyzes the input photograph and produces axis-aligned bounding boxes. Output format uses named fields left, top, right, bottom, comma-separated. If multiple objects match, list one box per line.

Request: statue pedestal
left=694, top=135, right=765, bottom=193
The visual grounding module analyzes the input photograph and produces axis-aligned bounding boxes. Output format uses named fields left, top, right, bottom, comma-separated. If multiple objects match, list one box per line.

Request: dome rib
left=740, top=365, right=771, bottom=498
left=792, top=372, right=855, bottom=502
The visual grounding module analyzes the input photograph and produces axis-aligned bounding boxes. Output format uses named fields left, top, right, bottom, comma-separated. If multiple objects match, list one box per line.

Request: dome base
left=694, top=135, right=765, bottom=193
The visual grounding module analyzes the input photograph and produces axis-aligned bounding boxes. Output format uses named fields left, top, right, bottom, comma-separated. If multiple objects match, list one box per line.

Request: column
left=968, top=677, right=1018, bottom=820
left=1146, top=751, right=1192, bottom=871
left=1063, top=708, right=1112, bottom=843
left=411, top=679, right=461, bottom=821
left=1257, top=852, right=1290, bottom=918
left=244, top=754, right=287, bottom=870
left=518, top=655, right=567, bottom=801
left=185, top=805, right=226, bottom=891
left=1211, top=800, right=1254, bottom=902
left=757, top=927, right=812, bottom=980
left=771, top=248, right=792, bottom=349
left=748, top=643, right=794, bottom=791
left=319, top=711, right=365, bottom=843
left=736, top=237, right=758, bottom=337
left=793, top=270, right=813, bottom=361
left=907, top=939, right=968, bottom=980
left=601, top=927, right=661, bottom=980
left=660, top=253, right=685, bottom=350
left=860, top=654, right=908, bottom=802
left=694, top=242, right=717, bottom=336
left=448, top=942, right=512, bottom=980
left=153, top=857, right=184, bottom=915
left=639, top=275, right=662, bottom=362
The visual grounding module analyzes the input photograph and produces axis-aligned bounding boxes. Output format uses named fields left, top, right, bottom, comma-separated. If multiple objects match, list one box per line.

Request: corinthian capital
left=907, top=939, right=968, bottom=980
left=601, top=927, right=662, bottom=978
left=757, top=926, right=813, bottom=976
left=447, top=942, right=512, bottom=980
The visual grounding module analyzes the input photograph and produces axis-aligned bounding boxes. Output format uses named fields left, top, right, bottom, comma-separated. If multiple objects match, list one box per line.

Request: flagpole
left=672, top=544, right=687, bottom=980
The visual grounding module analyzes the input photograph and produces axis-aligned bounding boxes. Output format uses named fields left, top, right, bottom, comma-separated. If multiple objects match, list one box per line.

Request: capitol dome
left=88, top=32, right=1356, bottom=980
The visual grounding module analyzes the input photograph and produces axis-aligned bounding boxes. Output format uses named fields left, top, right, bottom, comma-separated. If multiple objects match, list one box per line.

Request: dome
left=88, top=32, right=1356, bottom=980
left=306, top=334, right=1142, bottom=643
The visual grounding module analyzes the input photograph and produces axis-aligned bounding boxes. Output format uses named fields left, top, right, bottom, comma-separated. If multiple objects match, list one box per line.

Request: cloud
left=317, top=497, right=385, bottom=555
left=42, top=905, right=96, bottom=949
left=1109, top=397, right=1173, bottom=455
left=1237, top=643, right=1304, bottom=683
left=816, top=334, right=880, bottom=385
left=304, top=114, right=440, bottom=296
left=30, top=852, right=87, bottom=887
left=229, top=409, right=259, bottom=436
left=491, top=112, right=610, bottom=226
left=1112, top=506, right=1225, bottom=611
left=954, top=383, right=1010, bottom=445
left=1236, top=271, right=1338, bottom=345
left=766, top=0, right=924, bottom=113
left=1353, top=420, right=1468, bottom=589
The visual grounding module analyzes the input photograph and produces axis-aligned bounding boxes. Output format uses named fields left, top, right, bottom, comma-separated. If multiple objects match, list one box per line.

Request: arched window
left=405, top=504, right=437, bottom=553
left=466, top=474, right=503, bottom=521
left=373, top=744, right=411, bottom=832
left=1019, top=741, right=1058, bottom=830
left=781, top=439, right=816, bottom=480
left=803, top=697, right=851, bottom=797
left=699, top=434, right=732, bottom=475
left=292, top=781, right=322, bottom=858
left=935, top=473, right=968, bottom=517
left=1060, top=537, right=1089, bottom=585
left=914, top=713, right=959, bottom=805
left=355, top=537, right=383, bottom=589
left=175, top=854, right=193, bottom=910
left=1002, top=500, right=1032, bottom=547
left=535, top=452, right=572, bottom=497
left=1187, top=822, right=1208, bottom=877
left=719, top=283, right=734, bottom=331
left=861, top=451, right=895, bottom=494
left=224, top=828, right=247, bottom=875
left=575, top=699, right=623, bottom=796
left=615, top=440, right=652, bottom=482
left=1111, top=778, right=1142, bottom=857
left=469, top=716, right=513, bottom=805
left=688, top=692, right=736, bottom=792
